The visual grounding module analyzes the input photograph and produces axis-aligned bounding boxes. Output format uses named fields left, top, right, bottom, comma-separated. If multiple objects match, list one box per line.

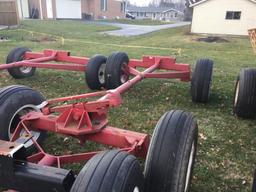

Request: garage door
left=56, top=0, right=81, bottom=19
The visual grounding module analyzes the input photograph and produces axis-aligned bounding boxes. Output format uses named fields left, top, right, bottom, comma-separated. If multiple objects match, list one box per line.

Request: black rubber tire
left=0, top=85, right=46, bottom=154
left=191, top=59, right=213, bottom=103
left=71, top=150, right=144, bottom=192
left=6, top=47, right=36, bottom=79
left=233, top=68, right=256, bottom=118
left=144, top=110, right=198, bottom=192
left=252, top=170, right=256, bottom=192
left=105, top=52, right=129, bottom=89
left=85, top=55, right=107, bottom=90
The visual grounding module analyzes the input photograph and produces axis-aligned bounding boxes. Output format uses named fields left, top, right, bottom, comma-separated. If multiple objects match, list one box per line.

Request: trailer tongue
left=0, top=140, right=75, bottom=192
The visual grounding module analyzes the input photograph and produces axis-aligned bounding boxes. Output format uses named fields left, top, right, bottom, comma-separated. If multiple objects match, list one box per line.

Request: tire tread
left=191, top=59, right=213, bottom=103
left=233, top=68, right=256, bottom=118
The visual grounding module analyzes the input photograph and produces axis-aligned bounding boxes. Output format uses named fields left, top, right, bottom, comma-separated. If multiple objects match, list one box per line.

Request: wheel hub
left=9, top=104, right=41, bottom=148
left=120, top=63, right=129, bottom=84
left=98, top=63, right=106, bottom=85
left=20, top=66, right=33, bottom=74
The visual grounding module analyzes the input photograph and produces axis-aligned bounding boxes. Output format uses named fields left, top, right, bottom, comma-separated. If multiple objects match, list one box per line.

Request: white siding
left=46, top=0, right=53, bottom=19
left=56, top=0, right=82, bottom=19
left=17, top=0, right=29, bottom=18
left=191, top=0, right=256, bottom=35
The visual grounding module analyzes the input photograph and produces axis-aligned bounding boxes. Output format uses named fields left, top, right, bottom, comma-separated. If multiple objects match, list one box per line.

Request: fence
left=0, top=0, right=20, bottom=26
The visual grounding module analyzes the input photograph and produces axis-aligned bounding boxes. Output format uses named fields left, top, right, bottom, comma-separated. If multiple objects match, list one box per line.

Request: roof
left=190, top=0, right=256, bottom=7
left=126, top=7, right=183, bottom=14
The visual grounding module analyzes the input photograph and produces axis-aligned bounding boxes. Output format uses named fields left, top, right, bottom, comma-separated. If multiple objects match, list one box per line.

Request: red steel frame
left=1, top=49, right=191, bottom=168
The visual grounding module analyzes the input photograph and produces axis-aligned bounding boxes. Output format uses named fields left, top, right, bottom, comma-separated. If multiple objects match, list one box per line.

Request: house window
left=101, top=0, right=107, bottom=11
left=225, top=11, right=241, bottom=20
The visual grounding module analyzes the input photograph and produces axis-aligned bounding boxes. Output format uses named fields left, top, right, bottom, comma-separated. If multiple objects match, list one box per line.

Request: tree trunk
left=184, top=0, right=193, bottom=21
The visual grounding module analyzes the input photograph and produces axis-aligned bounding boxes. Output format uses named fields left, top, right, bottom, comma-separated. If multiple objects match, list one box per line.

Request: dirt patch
left=196, top=36, right=230, bottom=43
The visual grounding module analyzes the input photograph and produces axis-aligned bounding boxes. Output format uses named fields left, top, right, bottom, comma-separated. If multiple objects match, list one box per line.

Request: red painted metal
left=0, top=49, right=190, bottom=81
left=25, top=125, right=149, bottom=168
left=0, top=53, right=57, bottom=70
left=1, top=49, right=191, bottom=169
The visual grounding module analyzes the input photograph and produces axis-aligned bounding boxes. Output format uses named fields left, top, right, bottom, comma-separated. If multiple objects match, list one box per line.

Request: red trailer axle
left=8, top=53, right=190, bottom=166
left=2, top=48, right=191, bottom=80
left=0, top=48, right=214, bottom=192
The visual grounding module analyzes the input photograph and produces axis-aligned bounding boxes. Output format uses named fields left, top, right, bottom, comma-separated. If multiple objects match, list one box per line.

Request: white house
left=17, top=0, right=125, bottom=20
left=190, top=0, right=256, bottom=36
left=127, top=7, right=184, bottom=21
left=17, top=0, right=30, bottom=19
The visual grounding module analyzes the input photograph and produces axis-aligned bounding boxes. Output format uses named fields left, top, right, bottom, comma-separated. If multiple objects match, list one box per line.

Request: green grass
left=0, top=20, right=256, bottom=192
left=100, top=18, right=175, bottom=25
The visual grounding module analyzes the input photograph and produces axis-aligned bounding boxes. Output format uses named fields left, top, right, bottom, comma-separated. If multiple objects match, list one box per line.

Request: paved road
left=91, top=21, right=191, bottom=36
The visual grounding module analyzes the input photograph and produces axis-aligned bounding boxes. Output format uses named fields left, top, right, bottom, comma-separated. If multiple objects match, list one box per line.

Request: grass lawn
left=0, top=20, right=256, bottom=192
left=100, top=18, right=175, bottom=25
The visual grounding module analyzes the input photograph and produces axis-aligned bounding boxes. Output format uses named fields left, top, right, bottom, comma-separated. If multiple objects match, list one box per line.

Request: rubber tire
left=71, top=150, right=144, bottom=192
left=105, top=52, right=129, bottom=89
left=6, top=47, right=36, bottom=79
left=253, top=170, right=256, bottom=192
left=144, top=110, right=198, bottom=192
left=233, top=68, right=256, bottom=118
left=85, top=55, right=107, bottom=90
left=0, top=85, right=46, bottom=154
left=191, top=59, right=213, bottom=103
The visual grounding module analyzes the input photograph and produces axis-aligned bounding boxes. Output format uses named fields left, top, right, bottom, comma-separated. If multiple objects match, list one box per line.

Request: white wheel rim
left=208, top=77, right=212, bottom=99
left=120, top=62, right=129, bottom=84
left=8, top=104, right=41, bottom=148
left=98, top=63, right=106, bottom=85
left=234, top=81, right=240, bottom=106
left=184, top=142, right=196, bottom=192
left=20, top=66, right=33, bottom=74
left=133, top=186, right=139, bottom=192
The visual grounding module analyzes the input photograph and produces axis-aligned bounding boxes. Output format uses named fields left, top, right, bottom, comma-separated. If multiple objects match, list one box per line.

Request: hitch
left=0, top=140, right=75, bottom=192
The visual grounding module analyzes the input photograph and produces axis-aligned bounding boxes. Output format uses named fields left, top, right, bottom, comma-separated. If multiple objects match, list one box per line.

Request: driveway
left=0, top=25, right=8, bottom=30
left=91, top=21, right=191, bottom=36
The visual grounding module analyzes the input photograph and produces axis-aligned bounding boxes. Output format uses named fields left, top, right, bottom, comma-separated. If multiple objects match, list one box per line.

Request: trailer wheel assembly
left=6, top=47, right=36, bottom=79
left=85, top=55, right=107, bottom=90
left=105, top=52, right=130, bottom=89
left=0, top=48, right=203, bottom=192
left=144, top=110, right=198, bottom=192
left=71, top=150, right=144, bottom=192
left=191, top=59, right=214, bottom=103
left=0, top=85, right=46, bottom=153
left=233, top=68, right=256, bottom=118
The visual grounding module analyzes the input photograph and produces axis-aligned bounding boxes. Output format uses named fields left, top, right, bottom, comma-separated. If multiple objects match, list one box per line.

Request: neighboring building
left=127, top=7, right=184, bottom=21
left=17, top=0, right=29, bottom=19
left=0, top=0, right=20, bottom=26
left=18, top=0, right=126, bottom=20
left=190, top=0, right=256, bottom=36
